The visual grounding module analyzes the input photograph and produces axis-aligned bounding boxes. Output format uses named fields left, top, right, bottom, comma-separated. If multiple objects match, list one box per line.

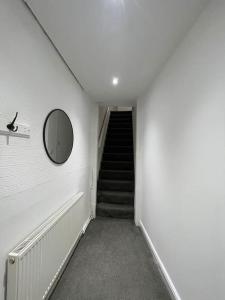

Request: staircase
left=96, top=111, right=134, bottom=219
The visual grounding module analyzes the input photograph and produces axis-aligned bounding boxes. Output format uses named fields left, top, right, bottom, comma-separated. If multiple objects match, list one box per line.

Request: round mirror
left=43, top=109, right=74, bottom=164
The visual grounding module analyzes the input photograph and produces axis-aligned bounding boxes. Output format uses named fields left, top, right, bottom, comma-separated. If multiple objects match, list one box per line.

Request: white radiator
left=7, top=192, right=91, bottom=300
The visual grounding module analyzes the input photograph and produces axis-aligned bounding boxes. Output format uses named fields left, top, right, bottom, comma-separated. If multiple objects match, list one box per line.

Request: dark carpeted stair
left=96, top=111, right=134, bottom=219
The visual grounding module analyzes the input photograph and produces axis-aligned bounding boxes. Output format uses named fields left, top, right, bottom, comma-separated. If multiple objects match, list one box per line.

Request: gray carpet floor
left=50, top=217, right=171, bottom=300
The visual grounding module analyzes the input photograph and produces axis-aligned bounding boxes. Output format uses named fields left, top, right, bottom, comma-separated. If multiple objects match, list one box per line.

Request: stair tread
left=106, top=137, right=133, bottom=139
left=97, top=190, right=134, bottom=205
left=99, top=179, right=134, bottom=184
left=105, top=144, right=133, bottom=146
left=104, top=153, right=133, bottom=156
left=104, top=150, right=133, bottom=153
left=101, top=169, right=133, bottom=173
left=102, top=160, right=133, bottom=163
left=104, top=147, right=133, bottom=150
left=97, top=202, right=134, bottom=211
left=103, top=154, right=133, bottom=162
left=108, top=129, right=132, bottom=131
left=103, top=152, right=133, bottom=161
left=100, top=169, right=134, bottom=180
left=98, top=190, right=134, bottom=196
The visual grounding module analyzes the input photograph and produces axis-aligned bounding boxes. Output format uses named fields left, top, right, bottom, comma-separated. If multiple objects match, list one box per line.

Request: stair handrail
left=98, top=108, right=108, bottom=142
left=98, top=107, right=111, bottom=176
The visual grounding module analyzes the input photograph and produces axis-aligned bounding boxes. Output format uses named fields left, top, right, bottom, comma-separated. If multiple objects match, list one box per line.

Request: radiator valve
left=9, top=257, right=15, bottom=265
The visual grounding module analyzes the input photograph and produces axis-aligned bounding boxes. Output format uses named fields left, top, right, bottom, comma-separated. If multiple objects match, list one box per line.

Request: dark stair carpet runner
left=96, top=111, right=134, bottom=219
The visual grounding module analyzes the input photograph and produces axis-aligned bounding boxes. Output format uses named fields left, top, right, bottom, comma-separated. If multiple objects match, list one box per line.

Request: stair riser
left=110, top=113, right=132, bottom=118
left=100, top=171, right=134, bottom=180
left=110, top=115, right=132, bottom=119
left=106, top=136, right=133, bottom=141
left=110, top=114, right=132, bottom=117
left=98, top=181, right=134, bottom=192
left=111, top=111, right=132, bottom=113
left=98, top=199, right=134, bottom=205
left=108, top=131, right=132, bottom=136
left=104, top=146, right=133, bottom=153
left=105, top=140, right=133, bottom=146
left=109, top=122, right=132, bottom=127
left=108, top=125, right=133, bottom=129
left=107, top=134, right=133, bottom=140
left=109, top=120, right=132, bottom=124
left=109, top=119, right=132, bottom=123
left=108, top=128, right=133, bottom=133
left=106, top=138, right=133, bottom=144
left=108, top=128, right=133, bottom=132
left=107, top=131, right=133, bottom=135
left=97, top=193, right=134, bottom=205
left=102, top=161, right=133, bottom=170
left=96, top=207, right=134, bottom=219
left=107, top=132, right=133, bottom=137
left=103, top=153, right=133, bottom=161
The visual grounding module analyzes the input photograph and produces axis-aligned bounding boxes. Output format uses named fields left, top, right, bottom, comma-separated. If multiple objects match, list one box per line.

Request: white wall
left=136, top=1, right=225, bottom=299
left=0, top=0, right=97, bottom=299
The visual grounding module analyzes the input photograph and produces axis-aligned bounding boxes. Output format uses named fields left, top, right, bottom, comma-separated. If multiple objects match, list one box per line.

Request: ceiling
left=25, top=0, right=209, bottom=105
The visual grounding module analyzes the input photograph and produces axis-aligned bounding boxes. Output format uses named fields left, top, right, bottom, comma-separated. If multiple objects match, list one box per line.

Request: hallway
left=50, top=218, right=171, bottom=300
left=1, top=0, right=225, bottom=299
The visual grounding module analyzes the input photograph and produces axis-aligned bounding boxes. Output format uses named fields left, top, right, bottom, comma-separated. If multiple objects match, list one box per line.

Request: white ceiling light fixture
left=112, top=77, right=119, bottom=86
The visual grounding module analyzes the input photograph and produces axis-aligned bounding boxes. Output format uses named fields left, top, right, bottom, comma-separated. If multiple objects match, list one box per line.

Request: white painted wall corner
left=82, top=215, right=93, bottom=234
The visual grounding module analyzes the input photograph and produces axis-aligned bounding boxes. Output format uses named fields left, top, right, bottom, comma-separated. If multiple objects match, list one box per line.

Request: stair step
left=109, top=119, right=132, bottom=123
left=105, top=139, right=133, bottom=146
left=100, top=170, right=134, bottom=180
left=110, top=113, right=132, bottom=117
left=111, top=111, right=132, bottom=113
left=107, top=128, right=133, bottom=135
left=107, top=131, right=132, bottom=137
left=107, top=130, right=133, bottom=134
left=108, top=123, right=132, bottom=129
left=106, top=135, right=133, bottom=140
left=107, top=134, right=133, bottom=140
left=109, top=118, right=132, bottom=122
left=104, top=146, right=133, bottom=153
left=98, top=179, right=134, bottom=192
left=109, top=125, right=132, bottom=129
left=96, top=202, right=134, bottom=219
left=110, top=114, right=132, bottom=118
left=97, top=190, right=134, bottom=205
left=111, top=111, right=131, bottom=113
left=103, top=153, right=133, bottom=161
left=105, top=137, right=133, bottom=146
left=102, top=161, right=134, bottom=170
left=107, top=131, right=133, bottom=136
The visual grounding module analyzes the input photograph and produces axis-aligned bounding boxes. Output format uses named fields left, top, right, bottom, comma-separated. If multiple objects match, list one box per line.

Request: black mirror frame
left=43, top=109, right=74, bottom=165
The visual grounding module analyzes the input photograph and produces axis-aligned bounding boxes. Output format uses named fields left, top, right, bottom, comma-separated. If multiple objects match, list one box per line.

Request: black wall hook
left=7, top=112, right=18, bottom=132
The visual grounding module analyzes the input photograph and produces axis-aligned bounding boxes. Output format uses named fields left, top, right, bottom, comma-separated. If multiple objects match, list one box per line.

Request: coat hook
left=7, top=112, right=18, bottom=132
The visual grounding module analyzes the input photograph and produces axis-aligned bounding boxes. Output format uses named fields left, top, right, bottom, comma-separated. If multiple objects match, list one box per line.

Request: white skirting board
left=139, top=221, right=181, bottom=300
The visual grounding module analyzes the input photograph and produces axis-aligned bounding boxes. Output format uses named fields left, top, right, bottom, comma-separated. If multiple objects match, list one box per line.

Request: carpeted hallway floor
left=50, top=217, right=171, bottom=300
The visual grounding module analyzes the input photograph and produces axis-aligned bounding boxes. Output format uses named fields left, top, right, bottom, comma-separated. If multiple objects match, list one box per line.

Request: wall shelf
left=0, top=129, right=30, bottom=139
left=0, top=116, right=30, bottom=139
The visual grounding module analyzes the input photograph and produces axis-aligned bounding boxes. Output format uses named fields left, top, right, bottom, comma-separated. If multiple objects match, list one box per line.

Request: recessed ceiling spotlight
left=112, top=77, right=119, bottom=86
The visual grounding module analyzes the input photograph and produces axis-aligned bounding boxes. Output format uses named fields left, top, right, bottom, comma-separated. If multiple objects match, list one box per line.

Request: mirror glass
left=43, top=109, right=74, bottom=164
